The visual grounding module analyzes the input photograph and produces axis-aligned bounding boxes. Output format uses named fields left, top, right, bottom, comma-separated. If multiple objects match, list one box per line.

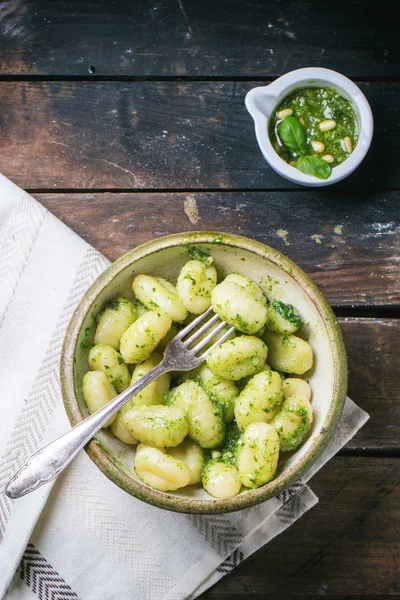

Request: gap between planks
left=2, top=75, right=400, bottom=83
left=24, top=187, right=400, bottom=194
left=339, top=448, right=400, bottom=458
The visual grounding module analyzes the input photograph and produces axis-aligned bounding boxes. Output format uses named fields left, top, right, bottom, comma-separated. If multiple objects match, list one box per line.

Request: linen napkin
left=0, top=174, right=369, bottom=600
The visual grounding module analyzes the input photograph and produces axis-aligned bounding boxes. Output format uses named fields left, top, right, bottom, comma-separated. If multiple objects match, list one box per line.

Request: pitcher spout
left=245, top=83, right=280, bottom=123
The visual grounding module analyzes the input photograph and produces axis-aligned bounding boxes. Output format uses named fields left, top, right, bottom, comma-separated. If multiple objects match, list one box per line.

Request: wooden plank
left=37, top=194, right=400, bottom=451
left=36, top=192, right=400, bottom=307
left=342, top=319, right=399, bottom=451
left=0, top=81, right=399, bottom=190
left=0, top=0, right=399, bottom=77
left=199, top=457, right=400, bottom=599
left=200, top=457, right=400, bottom=598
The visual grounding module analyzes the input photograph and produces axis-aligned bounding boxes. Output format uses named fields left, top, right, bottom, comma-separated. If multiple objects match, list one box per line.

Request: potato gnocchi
left=170, top=380, right=225, bottom=448
left=234, top=370, right=283, bottom=430
left=83, top=246, right=314, bottom=500
left=211, top=278, right=267, bottom=334
left=134, top=444, right=191, bottom=491
left=88, top=344, right=131, bottom=393
left=120, top=311, right=172, bottom=363
left=177, top=259, right=218, bottom=314
left=94, top=297, right=136, bottom=350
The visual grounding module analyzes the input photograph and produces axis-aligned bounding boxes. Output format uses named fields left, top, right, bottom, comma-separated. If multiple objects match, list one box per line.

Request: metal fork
left=5, top=307, right=235, bottom=499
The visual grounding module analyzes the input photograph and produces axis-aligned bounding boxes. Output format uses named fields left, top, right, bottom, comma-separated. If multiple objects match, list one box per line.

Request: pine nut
left=311, top=141, right=325, bottom=153
left=319, top=119, right=336, bottom=132
left=343, top=136, right=352, bottom=153
left=299, top=117, right=305, bottom=125
left=321, top=154, right=334, bottom=163
left=289, top=160, right=297, bottom=167
left=277, top=108, right=293, bottom=120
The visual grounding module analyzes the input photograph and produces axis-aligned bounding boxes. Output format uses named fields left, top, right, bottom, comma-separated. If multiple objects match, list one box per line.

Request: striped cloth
left=0, top=174, right=369, bottom=600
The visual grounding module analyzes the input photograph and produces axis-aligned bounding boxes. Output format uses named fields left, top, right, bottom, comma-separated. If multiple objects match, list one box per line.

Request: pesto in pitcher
left=269, top=87, right=359, bottom=179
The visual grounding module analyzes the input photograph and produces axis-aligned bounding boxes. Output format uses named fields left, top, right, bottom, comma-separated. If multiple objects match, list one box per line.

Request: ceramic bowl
left=245, top=67, right=373, bottom=187
left=61, top=232, right=347, bottom=513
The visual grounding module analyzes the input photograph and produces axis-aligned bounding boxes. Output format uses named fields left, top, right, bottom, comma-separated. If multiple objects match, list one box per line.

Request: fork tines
left=177, top=307, right=235, bottom=358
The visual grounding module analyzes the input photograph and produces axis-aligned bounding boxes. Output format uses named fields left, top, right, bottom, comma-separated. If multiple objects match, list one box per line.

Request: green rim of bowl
left=60, top=232, right=348, bottom=513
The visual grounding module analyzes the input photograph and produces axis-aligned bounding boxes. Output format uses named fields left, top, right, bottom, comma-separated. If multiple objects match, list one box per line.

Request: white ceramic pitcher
left=245, top=67, right=373, bottom=187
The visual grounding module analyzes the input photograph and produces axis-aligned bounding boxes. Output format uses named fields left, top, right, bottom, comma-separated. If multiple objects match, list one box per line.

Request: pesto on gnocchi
left=82, top=246, right=315, bottom=499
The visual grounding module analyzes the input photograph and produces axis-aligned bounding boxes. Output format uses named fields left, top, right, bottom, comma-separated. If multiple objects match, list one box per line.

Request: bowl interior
left=64, top=234, right=346, bottom=512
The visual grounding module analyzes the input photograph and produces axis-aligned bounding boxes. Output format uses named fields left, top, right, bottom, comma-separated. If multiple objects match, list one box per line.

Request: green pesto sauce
left=276, top=406, right=310, bottom=451
left=269, top=87, right=359, bottom=166
left=188, top=245, right=211, bottom=264
left=219, top=423, right=241, bottom=465
left=272, top=300, right=303, bottom=329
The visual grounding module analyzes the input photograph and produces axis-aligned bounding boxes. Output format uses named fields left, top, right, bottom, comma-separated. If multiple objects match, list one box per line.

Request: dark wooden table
left=1, top=1, right=399, bottom=597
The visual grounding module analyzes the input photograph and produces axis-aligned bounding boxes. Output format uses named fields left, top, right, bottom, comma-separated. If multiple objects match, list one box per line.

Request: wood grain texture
left=343, top=319, right=399, bottom=451
left=199, top=457, right=400, bottom=598
left=0, top=0, right=399, bottom=77
left=0, top=81, right=398, bottom=190
left=35, top=192, right=400, bottom=307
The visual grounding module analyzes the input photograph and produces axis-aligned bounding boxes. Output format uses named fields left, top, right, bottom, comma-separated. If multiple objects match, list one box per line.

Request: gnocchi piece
left=187, top=386, right=225, bottom=449
left=274, top=395, right=313, bottom=451
left=168, top=439, right=205, bottom=485
left=132, top=274, right=187, bottom=323
left=170, top=380, right=225, bottom=448
left=264, top=330, right=313, bottom=375
left=224, top=273, right=267, bottom=305
left=265, top=300, right=303, bottom=335
left=234, top=370, right=283, bottom=430
left=202, top=460, right=242, bottom=499
left=236, top=422, right=280, bottom=488
left=169, top=379, right=199, bottom=414
left=177, top=259, right=218, bottom=314
left=82, top=371, right=117, bottom=427
left=207, top=336, right=268, bottom=381
left=123, top=405, right=188, bottom=447
left=211, top=279, right=267, bottom=334
left=120, top=311, right=172, bottom=364
left=88, top=344, right=131, bottom=393
left=94, top=297, right=136, bottom=350
left=130, top=352, right=170, bottom=406
left=197, top=364, right=239, bottom=422
left=110, top=412, right=138, bottom=445
left=237, top=363, right=271, bottom=391
left=282, top=378, right=312, bottom=401
left=134, top=444, right=191, bottom=492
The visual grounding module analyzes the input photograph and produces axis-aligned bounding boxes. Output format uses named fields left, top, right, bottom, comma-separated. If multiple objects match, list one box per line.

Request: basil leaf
left=278, top=116, right=307, bottom=154
left=295, top=155, right=332, bottom=180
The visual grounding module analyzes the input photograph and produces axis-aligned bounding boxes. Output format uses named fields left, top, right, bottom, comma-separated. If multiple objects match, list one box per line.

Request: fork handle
left=5, top=362, right=167, bottom=499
